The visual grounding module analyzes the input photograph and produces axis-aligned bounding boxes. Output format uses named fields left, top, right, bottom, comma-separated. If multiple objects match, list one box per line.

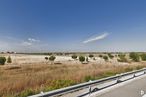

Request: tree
left=89, top=54, right=94, bottom=59
left=129, top=52, right=140, bottom=62
left=72, top=55, right=77, bottom=60
left=99, top=55, right=103, bottom=58
left=79, top=56, right=85, bottom=63
left=49, top=56, right=56, bottom=64
left=0, top=57, right=6, bottom=65
left=7, top=56, right=12, bottom=63
left=108, top=53, right=114, bottom=59
left=45, top=57, right=48, bottom=60
left=140, top=53, right=146, bottom=61
left=103, top=56, right=108, bottom=61
left=117, top=54, right=128, bottom=62
left=45, top=57, right=49, bottom=64
left=86, top=57, right=89, bottom=62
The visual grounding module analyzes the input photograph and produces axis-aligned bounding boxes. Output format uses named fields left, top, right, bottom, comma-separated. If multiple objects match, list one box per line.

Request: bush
left=0, top=57, right=6, bottom=65
left=45, top=57, right=48, bottom=60
left=103, top=56, right=108, bottom=61
left=49, top=56, right=56, bottom=64
left=79, top=56, right=85, bottom=63
left=99, top=55, right=103, bottom=58
left=71, top=55, right=77, bottom=60
left=7, top=56, right=12, bottom=63
left=84, top=75, right=95, bottom=82
left=140, top=53, right=146, bottom=61
left=86, top=57, right=89, bottom=62
left=49, top=56, right=56, bottom=61
left=108, top=53, right=114, bottom=59
left=129, top=52, right=140, bottom=62
left=89, top=54, right=94, bottom=58
left=118, top=54, right=128, bottom=62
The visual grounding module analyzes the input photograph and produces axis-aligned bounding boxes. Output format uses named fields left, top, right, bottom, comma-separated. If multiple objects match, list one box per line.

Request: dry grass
left=0, top=62, right=146, bottom=97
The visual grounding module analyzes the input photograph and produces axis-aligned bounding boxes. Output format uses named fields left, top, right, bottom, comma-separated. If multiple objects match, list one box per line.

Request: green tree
left=49, top=56, right=56, bottom=64
left=7, top=56, right=12, bottom=63
left=0, top=57, right=6, bottom=65
left=129, top=52, right=140, bottom=62
left=89, top=54, right=94, bottom=58
left=99, top=55, right=103, bottom=58
left=140, top=53, right=146, bottom=61
left=86, top=57, right=89, bottom=62
left=79, top=56, right=85, bottom=63
left=117, top=54, right=128, bottom=62
left=103, top=56, right=108, bottom=61
left=71, top=55, right=77, bottom=60
left=108, top=53, right=114, bottom=59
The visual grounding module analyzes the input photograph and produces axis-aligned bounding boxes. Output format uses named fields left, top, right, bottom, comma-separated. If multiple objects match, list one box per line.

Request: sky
left=0, top=0, right=146, bottom=52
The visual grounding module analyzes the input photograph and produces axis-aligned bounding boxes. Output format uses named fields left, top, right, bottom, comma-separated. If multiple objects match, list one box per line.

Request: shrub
left=140, top=53, right=146, bottom=61
left=117, top=54, right=128, bottom=62
left=49, top=56, right=56, bottom=64
left=7, top=56, right=12, bottom=63
left=129, top=52, right=140, bottom=62
left=71, top=55, right=77, bottom=60
left=84, top=75, right=95, bottom=82
left=86, top=57, right=89, bottom=62
left=45, top=57, right=48, bottom=60
left=79, top=56, right=85, bottom=63
left=89, top=54, right=94, bottom=58
left=103, top=56, right=108, bottom=61
left=0, top=57, right=6, bottom=65
left=108, top=53, right=114, bottom=59
left=99, top=55, right=103, bottom=58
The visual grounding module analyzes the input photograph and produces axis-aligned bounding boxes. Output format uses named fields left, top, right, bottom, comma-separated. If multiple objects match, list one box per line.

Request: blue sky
left=0, top=0, right=146, bottom=52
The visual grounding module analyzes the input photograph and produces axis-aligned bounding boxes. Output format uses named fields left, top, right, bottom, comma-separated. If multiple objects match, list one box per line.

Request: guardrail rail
left=29, top=68, right=146, bottom=97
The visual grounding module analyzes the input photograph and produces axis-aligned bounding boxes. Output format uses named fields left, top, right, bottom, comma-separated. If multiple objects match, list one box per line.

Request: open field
left=0, top=54, right=146, bottom=97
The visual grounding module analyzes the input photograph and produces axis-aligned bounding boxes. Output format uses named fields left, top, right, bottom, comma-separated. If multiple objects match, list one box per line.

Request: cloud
left=21, top=41, right=32, bottom=46
left=83, top=32, right=109, bottom=44
left=28, top=38, right=40, bottom=42
left=21, top=38, right=40, bottom=46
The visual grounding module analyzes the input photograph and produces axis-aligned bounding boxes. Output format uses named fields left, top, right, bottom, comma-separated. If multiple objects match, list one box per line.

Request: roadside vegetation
left=1, top=52, right=146, bottom=97
left=0, top=63, right=145, bottom=97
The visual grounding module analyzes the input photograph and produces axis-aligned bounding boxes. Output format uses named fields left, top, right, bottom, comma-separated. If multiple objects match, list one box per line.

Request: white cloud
left=28, top=38, right=40, bottom=42
left=21, top=38, right=40, bottom=46
left=83, top=32, right=109, bottom=44
left=21, top=41, right=32, bottom=46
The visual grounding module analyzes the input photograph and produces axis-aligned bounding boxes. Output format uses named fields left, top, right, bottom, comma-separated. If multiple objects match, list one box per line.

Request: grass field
left=0, top=57, right=146, bottom=97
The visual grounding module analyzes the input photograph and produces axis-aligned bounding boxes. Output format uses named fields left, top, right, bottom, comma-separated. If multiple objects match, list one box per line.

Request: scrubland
left=0, top=61, right=146, bottom=97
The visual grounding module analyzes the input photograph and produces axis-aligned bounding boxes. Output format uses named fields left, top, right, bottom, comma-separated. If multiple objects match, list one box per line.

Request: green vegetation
left=0, top=57, right=6, bottom=65
left=71, top=55, right=77, bottom=60
left=7, top=56, right=12, bottom=63
left=79, top=56, right=85, bottom=63
left=99, top=55, right=103, bottom=58
left=89, top=54, right=94, bottom=58
left=49, top=56, right=56, bottom=64
left=117, top=54, right=128, bottom=62
left=103, top=56, right=108, bottom=61
left=140, top=53, right=146, bottom=61
left=45, top=57, right=49, bottom=61
left=108, top=53, right=114, bottom=59
left=129, top=52, right=140, bottom=62
left=86, top=57, right=89, bottom=62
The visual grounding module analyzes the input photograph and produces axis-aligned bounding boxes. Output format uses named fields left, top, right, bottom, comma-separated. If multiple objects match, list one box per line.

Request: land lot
left=0, top=54, right=146, bottom=97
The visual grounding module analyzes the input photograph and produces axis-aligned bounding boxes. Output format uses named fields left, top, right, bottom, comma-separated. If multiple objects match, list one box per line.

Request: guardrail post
left=89, top=80, right=92, bottom=95
left=133, top=73, right=136, bottom=78
left=116, top=74, right=122, bottom=83
left=144, top=71, right=146, bottom=74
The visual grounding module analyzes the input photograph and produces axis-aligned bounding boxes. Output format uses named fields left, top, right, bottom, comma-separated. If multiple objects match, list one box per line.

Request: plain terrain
left=0, top=54, right=146, bottom=97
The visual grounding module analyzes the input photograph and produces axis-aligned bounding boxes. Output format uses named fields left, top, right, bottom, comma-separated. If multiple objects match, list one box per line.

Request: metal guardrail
left=29, top=68, right=146, bottom=97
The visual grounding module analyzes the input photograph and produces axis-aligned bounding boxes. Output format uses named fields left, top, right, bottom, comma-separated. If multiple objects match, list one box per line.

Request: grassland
left=0, top=61, right=146, bottom=97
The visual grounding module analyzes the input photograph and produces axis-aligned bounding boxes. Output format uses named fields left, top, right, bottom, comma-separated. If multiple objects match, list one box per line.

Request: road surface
left=89, top=74, right=146, bottom=97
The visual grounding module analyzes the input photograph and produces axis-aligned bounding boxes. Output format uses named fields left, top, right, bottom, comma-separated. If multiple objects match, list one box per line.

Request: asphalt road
left=93, top=74, right=146, bottom=97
